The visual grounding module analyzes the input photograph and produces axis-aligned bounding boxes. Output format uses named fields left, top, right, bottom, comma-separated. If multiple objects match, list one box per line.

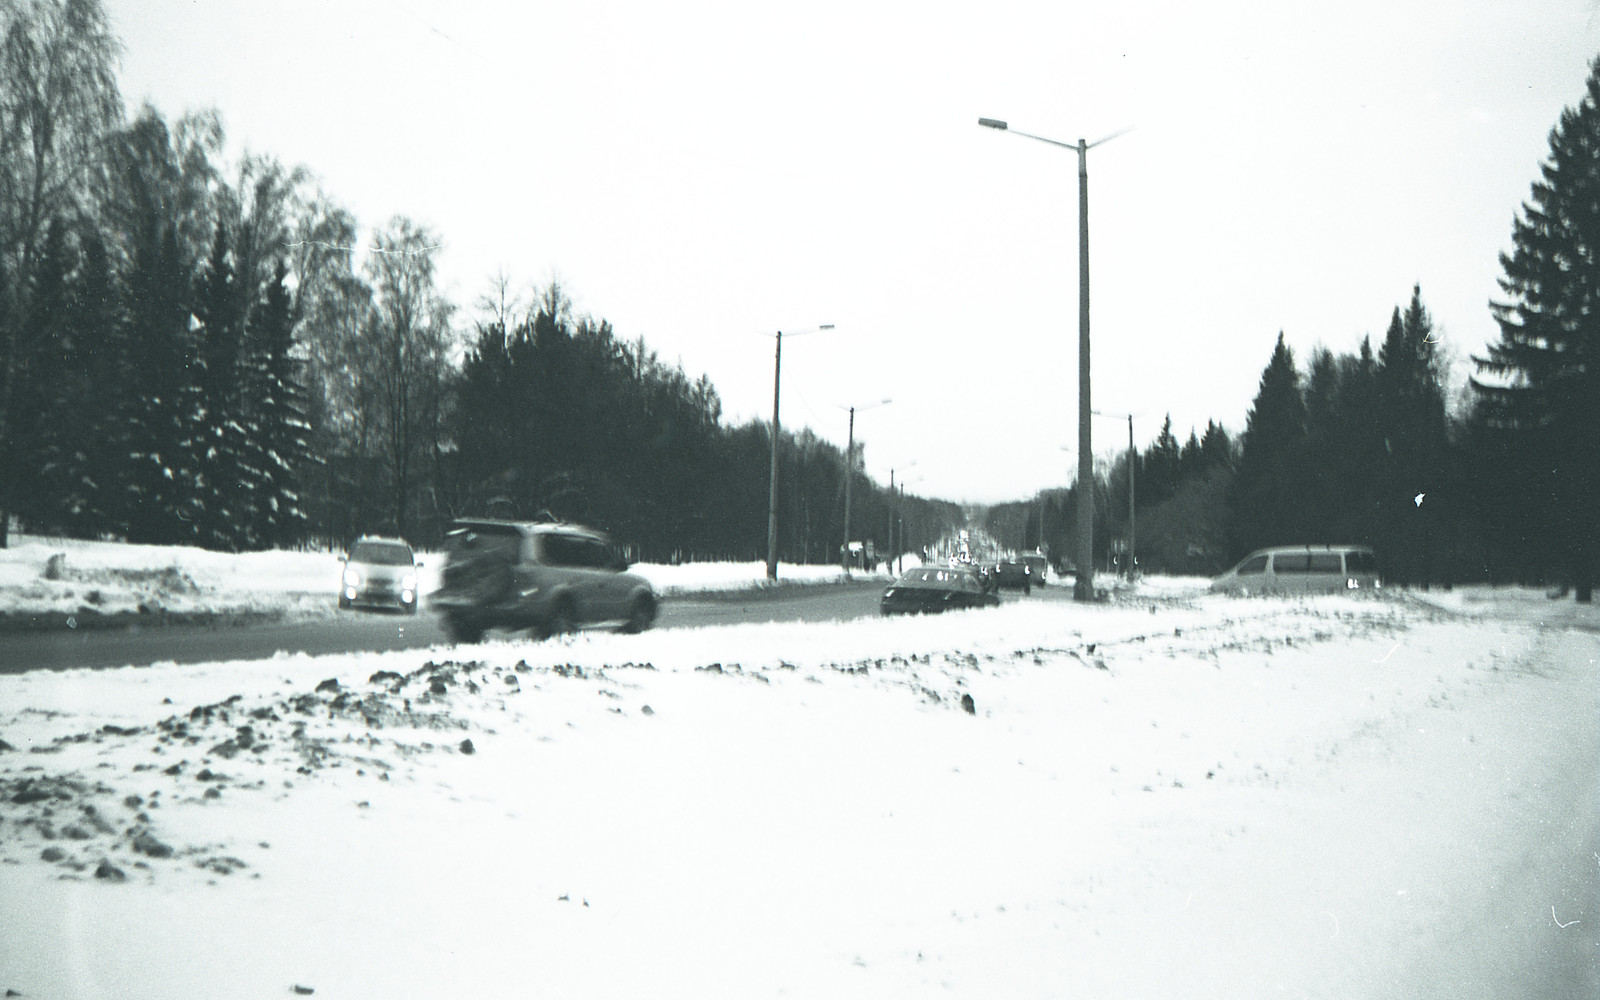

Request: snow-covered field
left=1, top=538, right=1597, bottom=999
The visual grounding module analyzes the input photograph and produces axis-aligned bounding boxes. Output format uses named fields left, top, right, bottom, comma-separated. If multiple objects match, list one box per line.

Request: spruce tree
left=1298, top=347, right=1344, bottom=537
left=1178, top=430, right=1202, bottom=481
left=1374, top=287, right=1450, bottom=585
left=1474, top=56, right=1600, bottom=601
left=248, top=259, right=311, bottom=548
left=120, top=224, right=200, bottom=545
left=1139, top=415, right=1181, bottom=508
left=9, top=220, right=74, bottom=530
left=1227, top=332, right=1307, bottom=558
left=67, top=228, right=121, bottom=535
left=1199, top=420, right=1233, bottom=471
left=193, top=222, right=250, bottom=550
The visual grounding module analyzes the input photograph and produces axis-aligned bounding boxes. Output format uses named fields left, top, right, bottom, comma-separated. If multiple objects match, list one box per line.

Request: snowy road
left=0, top=578, right=898, bottom=672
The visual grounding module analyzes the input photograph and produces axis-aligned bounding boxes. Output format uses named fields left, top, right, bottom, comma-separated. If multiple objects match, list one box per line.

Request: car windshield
left=349, top=541, right=414, bottom=565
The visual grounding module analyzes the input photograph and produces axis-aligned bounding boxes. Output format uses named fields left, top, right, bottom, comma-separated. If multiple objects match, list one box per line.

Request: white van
left=1210, top=545, right=1381, bottom=596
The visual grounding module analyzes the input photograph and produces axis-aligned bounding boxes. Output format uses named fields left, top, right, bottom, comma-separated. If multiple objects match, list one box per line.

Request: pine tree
left=1329, top=337, right=1383, bottom=544
left=1474, top=56, right=1600, bottom=601
left=1199, top=420, right=1233, bottom=471
left=1297, top=347, right=1344, bottom=537
left=120, top=224, right=200, bottom=545
left=9, top=219, right=74, bottom=530
left=1374, top=287, right=1450, bottom=585
left=248, top=259, right=311, bottom=548
left=102, top=107, right=219, bottom=544
left=66, top=227, right=121, bottom=535
left=1178, top=430, right=1202, bottom=481
left=193, top=222, right=251, bottom=550
left=1227, top=332, right=1308, bottom=558
left=1138, top=415, right=1181, bottom=508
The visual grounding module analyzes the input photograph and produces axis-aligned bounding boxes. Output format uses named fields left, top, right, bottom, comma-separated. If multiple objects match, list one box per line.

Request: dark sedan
left=991, top=559, right=1034, bottom=594
left=880, top=565, right=1002, bottom=616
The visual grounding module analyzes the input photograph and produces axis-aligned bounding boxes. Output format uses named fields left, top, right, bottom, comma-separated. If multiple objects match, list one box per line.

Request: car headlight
left=401, top=572, right=418, bottom=591
left=343, top=568, right=362, bottom=587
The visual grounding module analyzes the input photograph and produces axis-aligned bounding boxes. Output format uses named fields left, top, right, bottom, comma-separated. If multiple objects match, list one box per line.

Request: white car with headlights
left=339, top=536, right=421, bottom=614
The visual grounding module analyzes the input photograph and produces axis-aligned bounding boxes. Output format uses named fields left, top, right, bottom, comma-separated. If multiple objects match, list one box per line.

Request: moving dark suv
left=430, top=518, right=658, bottom=644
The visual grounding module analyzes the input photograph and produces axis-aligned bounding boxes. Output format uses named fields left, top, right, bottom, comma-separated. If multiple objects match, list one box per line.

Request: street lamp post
left=979, top=116, right=1126, bottom=602
left=1095, top=410, right=1137, bottom=578
left=885, top=461, right=917, bottom=574
left=840, top=398, right=892, bottom=574
left=766, top=324, right=834, bottom=581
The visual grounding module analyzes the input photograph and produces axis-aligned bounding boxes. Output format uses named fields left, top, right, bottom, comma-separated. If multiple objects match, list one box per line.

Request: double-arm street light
left=840, top=398, right=893, bottom=574
left=979, top=116, right=1127, bottom=602
left=767, top=324, right=835, bottom=580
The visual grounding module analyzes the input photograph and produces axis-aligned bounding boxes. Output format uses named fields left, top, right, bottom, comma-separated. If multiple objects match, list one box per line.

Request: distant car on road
left=1210, top=545, right=1382, bottom=596
left=430, top=517, right=658, bottom=643
left=339, top=537, right=420, bottom=614
left=1021, top=553, right=1049, bottom=584
left=990, top=559, right=1034, bottom=594
left=880, top=565, right=1002, bottom=616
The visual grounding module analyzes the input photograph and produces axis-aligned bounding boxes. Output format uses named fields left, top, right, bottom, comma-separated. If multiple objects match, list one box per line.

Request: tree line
left=988, top=233, right=1595, bottom=598
left=990, top=51, right=1600, bottom=601
left=4, top=3, right=1596, bottom=597
left=982, top=54, right=1600, bottom=600
left=0, top=0, right=962, bottom=562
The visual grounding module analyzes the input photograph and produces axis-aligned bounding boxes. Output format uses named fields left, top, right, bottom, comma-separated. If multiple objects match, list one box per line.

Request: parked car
left=991, top=559, right=1034, bottom=594
left=1209, top=545, right=1382, bottom=596
left=339, top=536, right=420, bottom=613
left=880, top=564, right=1002, bottom=616
left=429, top=517, right=658, bottom=643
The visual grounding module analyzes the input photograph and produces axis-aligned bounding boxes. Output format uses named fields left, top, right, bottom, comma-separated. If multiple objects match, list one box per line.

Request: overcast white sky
left=104, top=0, right=1599, bottom=504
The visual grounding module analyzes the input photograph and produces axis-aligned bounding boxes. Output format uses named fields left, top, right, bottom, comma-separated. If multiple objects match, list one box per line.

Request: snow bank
left=1, top=585, right=1594, bottom=999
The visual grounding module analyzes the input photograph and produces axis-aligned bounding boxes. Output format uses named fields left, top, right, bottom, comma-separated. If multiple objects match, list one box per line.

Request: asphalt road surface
left=2, top=579, right=1067, bottom=673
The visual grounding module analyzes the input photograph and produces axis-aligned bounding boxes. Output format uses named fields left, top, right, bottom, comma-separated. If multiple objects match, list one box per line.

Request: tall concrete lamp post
left=979, top=116, right=1127, bottom=602
left=766, top=324, right=834, bottom=580
left=840, top=398, right=892, bottom=574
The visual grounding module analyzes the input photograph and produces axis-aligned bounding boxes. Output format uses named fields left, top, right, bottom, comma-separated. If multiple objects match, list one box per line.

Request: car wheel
left=621, top=594, right=656, bottom=634
left=538, top=600, right=577, bottom=640
left=444, top=614, right=485, bottom=644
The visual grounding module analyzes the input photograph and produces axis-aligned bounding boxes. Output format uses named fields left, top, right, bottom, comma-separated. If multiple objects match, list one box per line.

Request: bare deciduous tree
left=0, top=0, right=121, bottom=545
left=361, top=216, right=455, bottom=540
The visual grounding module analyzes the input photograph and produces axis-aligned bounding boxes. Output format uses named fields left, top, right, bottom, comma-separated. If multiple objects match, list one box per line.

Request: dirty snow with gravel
left=0, top=538, right=1597, bottom=999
